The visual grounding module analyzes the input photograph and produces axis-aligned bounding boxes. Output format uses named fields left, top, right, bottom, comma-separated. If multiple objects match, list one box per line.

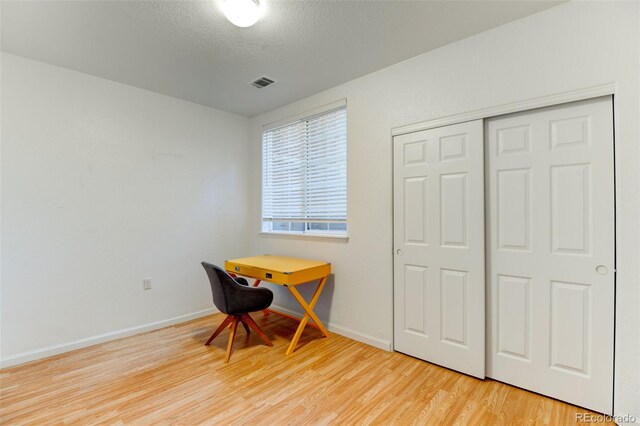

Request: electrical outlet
left=143, top=278, right=152, bottom=290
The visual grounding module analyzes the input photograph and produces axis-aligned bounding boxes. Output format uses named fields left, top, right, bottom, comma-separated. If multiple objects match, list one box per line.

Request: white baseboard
left=1, top=305, right=392, bottom=369
left=0, top=308, right=217, bottom=369
left=270, top=304, right=392, bottom=351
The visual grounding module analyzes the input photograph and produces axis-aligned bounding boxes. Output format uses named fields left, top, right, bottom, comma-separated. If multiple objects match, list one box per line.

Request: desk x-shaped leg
left=285, top=276, right=330, bottom=355
left=231, top=274, right=330, bottom=355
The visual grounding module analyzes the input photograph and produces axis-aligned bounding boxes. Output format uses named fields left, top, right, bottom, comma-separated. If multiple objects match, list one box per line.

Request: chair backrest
left=201, top=262, right=240, bottom=314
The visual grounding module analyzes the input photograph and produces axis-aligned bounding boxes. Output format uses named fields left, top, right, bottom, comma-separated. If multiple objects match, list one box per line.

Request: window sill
left=259, top=232, right=349, bottom=242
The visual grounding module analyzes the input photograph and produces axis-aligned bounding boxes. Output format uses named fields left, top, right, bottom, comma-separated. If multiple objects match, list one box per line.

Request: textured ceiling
left=1, top=1, right=562, bottom=117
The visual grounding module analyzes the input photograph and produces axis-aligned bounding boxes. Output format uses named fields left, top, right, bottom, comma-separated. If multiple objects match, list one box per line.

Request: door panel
left=440, top=173, right=467, bottom=247
left=550, top=280, right=591, bottom=375
left=496, top=274, right=531, bottom=360
left=497, top=169, right=531, bottom=251
left=393, top=120, right=485, bottom=379
left=551, top=164, right=591, bottom=254
left=404, top=177, right=428, bottom=244
left=441, top=268, right=467, bottom=346
left=486, top=96, right=614, bottom=414
left=404, top=264, right=428, bottom=335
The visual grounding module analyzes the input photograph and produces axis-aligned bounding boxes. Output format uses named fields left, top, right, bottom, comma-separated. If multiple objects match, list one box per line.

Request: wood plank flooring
left=0, top=313, right=611, bottom=425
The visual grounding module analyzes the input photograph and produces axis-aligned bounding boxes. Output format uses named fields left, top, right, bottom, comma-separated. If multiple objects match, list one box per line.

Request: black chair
left=201, top=262, right=274, bottom=362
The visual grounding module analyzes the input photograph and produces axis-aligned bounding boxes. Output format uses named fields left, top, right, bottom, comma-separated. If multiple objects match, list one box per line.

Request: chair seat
left=225, top=286, right=272, bottom=315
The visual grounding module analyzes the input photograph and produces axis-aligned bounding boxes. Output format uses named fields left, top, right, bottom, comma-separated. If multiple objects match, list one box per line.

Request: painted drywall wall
left=249, top=1, right=640, bottom=418
left=0, top=53, right=251, bottom=366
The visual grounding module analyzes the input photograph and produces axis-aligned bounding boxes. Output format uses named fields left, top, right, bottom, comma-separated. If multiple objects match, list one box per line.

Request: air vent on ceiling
left=250, top=76, right=276, bottom=89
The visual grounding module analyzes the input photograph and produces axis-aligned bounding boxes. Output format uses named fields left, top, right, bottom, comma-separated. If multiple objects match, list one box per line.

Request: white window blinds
left=262, top=106, right=347, bottom=234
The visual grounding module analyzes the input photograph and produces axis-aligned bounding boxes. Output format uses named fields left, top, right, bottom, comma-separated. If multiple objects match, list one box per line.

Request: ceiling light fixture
left=222, top=0, right=262, bottom=28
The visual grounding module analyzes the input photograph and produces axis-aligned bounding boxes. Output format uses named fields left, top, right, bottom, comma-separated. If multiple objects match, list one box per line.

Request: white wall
left=0, top=53, right=251, bottom=366
left=249, top=1, right=640, bottom=418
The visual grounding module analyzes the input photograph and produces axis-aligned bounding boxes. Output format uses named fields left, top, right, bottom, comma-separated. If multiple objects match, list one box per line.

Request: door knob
left=595, top=265, right=608, bottom=275
left=396, top=249, right=403, bottom=256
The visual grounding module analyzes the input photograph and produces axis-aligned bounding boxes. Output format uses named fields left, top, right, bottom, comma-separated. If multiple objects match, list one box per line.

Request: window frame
left=260, top=100, right=348, bottom=240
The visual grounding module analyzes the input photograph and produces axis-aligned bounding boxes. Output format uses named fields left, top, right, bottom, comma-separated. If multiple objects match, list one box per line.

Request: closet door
left=486, top=97, right=614, bottom=414
left=393, top=120, right=485, bottom=378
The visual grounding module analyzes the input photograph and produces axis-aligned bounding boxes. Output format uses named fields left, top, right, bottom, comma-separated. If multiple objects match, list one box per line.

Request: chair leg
left=240, top=319, right=250, bottom=335
left=241, top=313, right=273, bottom=347
left=224, top=317, right=240, bottom=363
left=205, top=315, right=234, bottom=345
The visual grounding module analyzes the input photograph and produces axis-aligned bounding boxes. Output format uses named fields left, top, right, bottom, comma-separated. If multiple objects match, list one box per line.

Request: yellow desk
left=225, top=255, right=331, bottom=355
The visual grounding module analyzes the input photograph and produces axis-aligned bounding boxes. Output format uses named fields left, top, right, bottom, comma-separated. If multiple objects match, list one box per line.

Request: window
left=262, top=105, right=347, bottom=236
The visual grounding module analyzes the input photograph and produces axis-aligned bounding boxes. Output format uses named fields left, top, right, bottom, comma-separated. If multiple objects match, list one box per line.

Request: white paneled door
left=486, top=97, right=615, bottom=414
left=393, top=120, right=485, bottom=378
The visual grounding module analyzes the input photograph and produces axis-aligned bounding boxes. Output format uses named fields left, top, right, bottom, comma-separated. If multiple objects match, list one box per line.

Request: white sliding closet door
left=486, top=97, right=615, bottom=414
left=393, top=120, right=485, bottom=378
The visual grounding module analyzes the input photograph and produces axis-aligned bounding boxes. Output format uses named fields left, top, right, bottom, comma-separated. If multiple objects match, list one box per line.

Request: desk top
left=227, top=255, right=329, bottom=273
left=225, top=255, right=331, bottom=285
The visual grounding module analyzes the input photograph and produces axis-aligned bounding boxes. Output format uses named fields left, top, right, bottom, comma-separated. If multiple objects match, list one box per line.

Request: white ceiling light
left=222, top=0, right=262, bottom=28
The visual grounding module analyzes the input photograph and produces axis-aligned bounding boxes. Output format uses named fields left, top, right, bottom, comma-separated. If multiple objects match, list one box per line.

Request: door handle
left=396, top=249, right=403, bottom=256
left=595, top=265, right=608, bottom=275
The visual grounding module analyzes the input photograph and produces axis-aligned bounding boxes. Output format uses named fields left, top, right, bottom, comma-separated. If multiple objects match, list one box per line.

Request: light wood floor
left=0, top=313, right=610, bottom=425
